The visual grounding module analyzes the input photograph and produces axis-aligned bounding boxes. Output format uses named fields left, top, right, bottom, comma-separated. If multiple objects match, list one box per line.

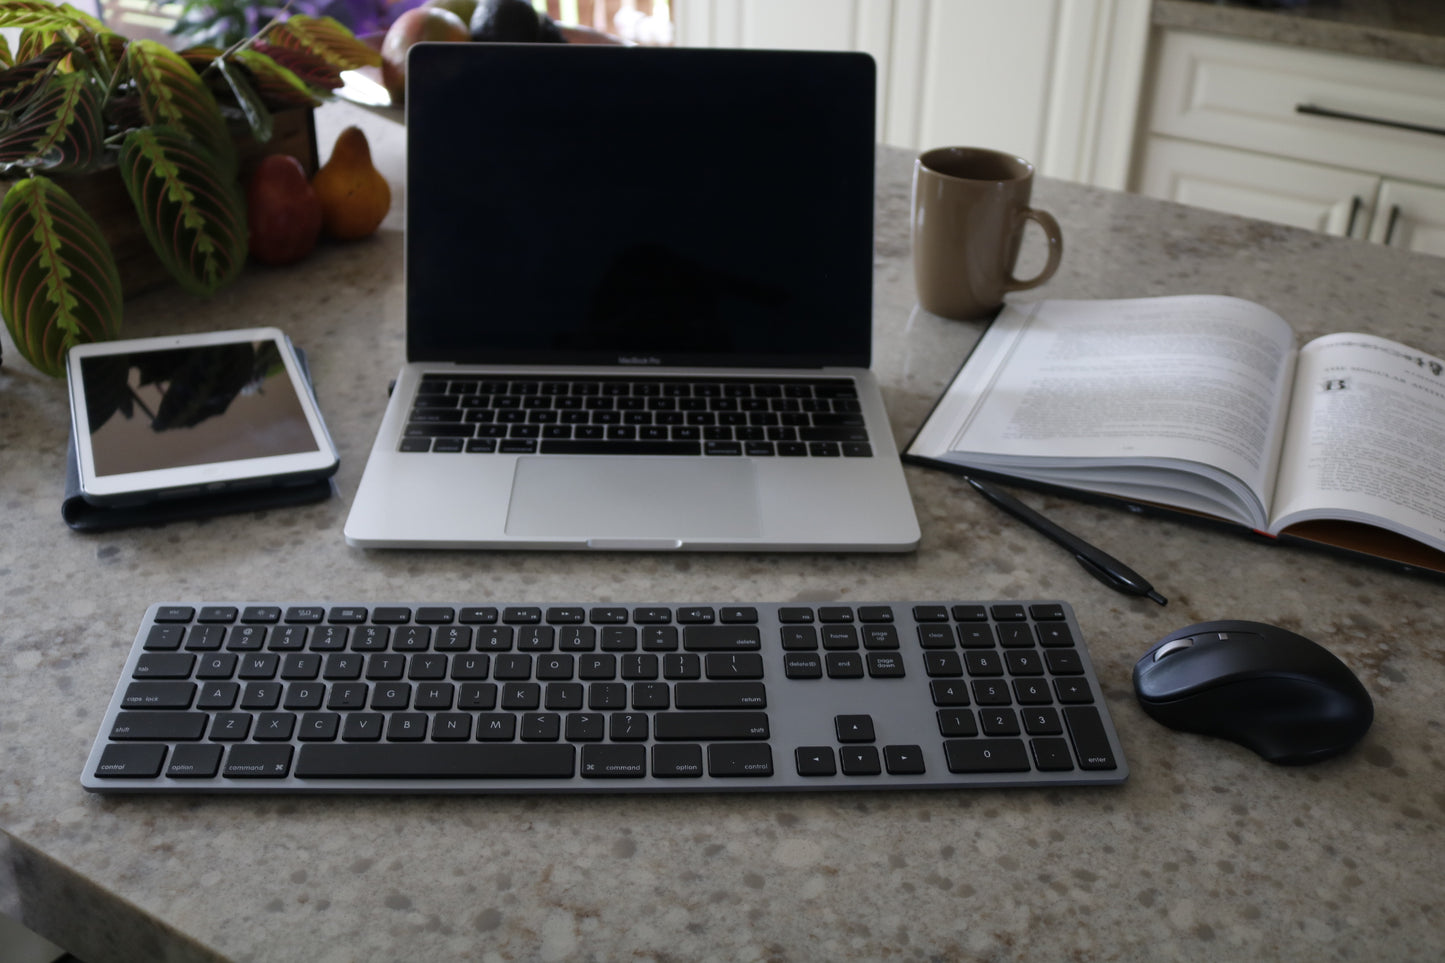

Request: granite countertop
left=1155, top=0, right=1445, bottom=66
left=2, top=100, right=1444, bottom=962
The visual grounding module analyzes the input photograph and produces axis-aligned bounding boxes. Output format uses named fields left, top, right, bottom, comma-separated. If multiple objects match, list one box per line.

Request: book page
left=1270, top=333, right=1445, bottom=553
left=909, top=296, right=1299, bottom=528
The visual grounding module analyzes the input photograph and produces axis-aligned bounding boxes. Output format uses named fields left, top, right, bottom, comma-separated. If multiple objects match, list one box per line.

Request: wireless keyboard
left=82, top=601, right=1128, bottom=793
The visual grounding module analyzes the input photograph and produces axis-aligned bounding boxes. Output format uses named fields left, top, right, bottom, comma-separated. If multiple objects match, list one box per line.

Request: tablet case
left=61, top=348, right=336, bottom=532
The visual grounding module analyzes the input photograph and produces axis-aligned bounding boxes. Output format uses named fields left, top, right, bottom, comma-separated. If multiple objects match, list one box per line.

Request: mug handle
left=1004, top=208, right=1063, bottom=293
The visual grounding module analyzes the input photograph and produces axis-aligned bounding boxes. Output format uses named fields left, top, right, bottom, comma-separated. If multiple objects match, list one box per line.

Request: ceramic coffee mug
left=911, top=146, right=1063, bottom=320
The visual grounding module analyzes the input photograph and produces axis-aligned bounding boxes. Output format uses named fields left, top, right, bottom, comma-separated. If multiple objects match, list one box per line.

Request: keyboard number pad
left=915, top=605, right=1117, bottom=775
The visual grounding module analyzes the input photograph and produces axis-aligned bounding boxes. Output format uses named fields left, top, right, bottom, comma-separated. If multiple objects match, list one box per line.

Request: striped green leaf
left=0, top=1, right=106, bottom=33
left=0, top=70, right=105, bottom=173
left=261, top=15, right=382, bottom=72
left=125, top=39, right=235, bottom=180
left=16, top=27, right=61, bottom=63
left=0, top=175, right=122, bottom=377
left=250, top=40, right=344, bottom=93
left=230, top=47, right=324, bottom=111
left=117, top=125, right=247, bottom=298
left=0, top=47, right=62, bottom=112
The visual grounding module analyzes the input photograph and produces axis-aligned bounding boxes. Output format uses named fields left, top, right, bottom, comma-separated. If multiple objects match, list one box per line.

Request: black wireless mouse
left=1133, top=620, right=1373, bottom=765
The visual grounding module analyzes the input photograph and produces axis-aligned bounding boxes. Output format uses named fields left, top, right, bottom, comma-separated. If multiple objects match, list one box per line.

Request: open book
left=904, top=295, right=1445, bottom=574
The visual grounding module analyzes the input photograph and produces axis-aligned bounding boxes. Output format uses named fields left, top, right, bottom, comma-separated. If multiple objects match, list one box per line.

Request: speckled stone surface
left=1156, top=0, right=1445, bottom=67
left=2, top=100, right=1443, bottom=962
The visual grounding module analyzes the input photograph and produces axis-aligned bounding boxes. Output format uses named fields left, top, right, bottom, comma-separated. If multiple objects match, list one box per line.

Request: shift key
left=655, top=711, right=769, bottom=740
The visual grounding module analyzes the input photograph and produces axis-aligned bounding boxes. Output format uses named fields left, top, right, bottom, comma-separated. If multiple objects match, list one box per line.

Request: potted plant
left=0, top=0, right=380, bottom=376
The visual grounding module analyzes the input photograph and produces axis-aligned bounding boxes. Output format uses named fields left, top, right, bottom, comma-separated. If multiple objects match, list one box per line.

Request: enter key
left=673, top=682, right=767, bottom=709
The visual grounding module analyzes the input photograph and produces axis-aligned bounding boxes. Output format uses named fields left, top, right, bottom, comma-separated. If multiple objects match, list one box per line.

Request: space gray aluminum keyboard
left=82, top=601, right=1129, bottom=793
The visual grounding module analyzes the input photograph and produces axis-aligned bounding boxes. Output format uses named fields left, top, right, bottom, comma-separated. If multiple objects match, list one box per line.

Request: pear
left=311, top=127, right=392, bottom=241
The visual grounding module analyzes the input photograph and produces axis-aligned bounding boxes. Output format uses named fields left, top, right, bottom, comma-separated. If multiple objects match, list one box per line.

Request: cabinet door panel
left=1138, top=137, right=1381, bottom=236
left=1150, top=31, right=1445, bottom=186
left=1370, top=180, right=1445, bottom=257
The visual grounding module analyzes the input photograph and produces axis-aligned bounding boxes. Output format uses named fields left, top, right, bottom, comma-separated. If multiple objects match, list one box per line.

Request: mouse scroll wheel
left=1153, top=638, right=1196, bottom=662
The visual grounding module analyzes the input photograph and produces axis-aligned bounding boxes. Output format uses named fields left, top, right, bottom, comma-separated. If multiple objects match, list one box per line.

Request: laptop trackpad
left=505, top=457, right=762, bottom=543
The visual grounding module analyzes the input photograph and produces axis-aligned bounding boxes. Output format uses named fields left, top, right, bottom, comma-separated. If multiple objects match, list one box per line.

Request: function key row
left=157, top=605, right=767, bottom=627
left=153, top=604, right=1055, bottom=627
left=416, top=375, right=860, bottom=400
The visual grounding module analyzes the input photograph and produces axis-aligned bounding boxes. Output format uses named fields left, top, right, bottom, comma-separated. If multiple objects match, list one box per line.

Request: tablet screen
left=78, top=338, right=320, bottom=477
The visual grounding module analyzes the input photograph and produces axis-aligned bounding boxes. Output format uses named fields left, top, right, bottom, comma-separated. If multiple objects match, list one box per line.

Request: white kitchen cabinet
left=674, top=0, right=1151, bottom=189
left=1134, top=29, right=1445, bottom=255
left=1370, top=179, right=1445, bottom=257
left=1137, top=138, right=1382, bottom=237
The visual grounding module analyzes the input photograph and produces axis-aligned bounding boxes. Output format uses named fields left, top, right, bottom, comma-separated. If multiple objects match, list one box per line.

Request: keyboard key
left=1055, top=679, right=1095, bottom=704
left=654, top=711, right=769, bottom=741
left=682, top=626, right=760, bottom=651
left=295, top=744, right=575, bottom=778
left=93, top=744, right=167, bottom=778
left=1031, top=738, right=1075, bottom=772
left=122, top=682, right=196, bottom=709
left=1022, top=707, right=1063, bottom=735
left=840, top=746, right=881, bottom=775
left=580, top=744, right=646, bottom=778
left=143, top=625, right=185, bottom=651
left=1064, top=706, right=1118, bottom=770
left=223, top=744, right=294, bottom=778
left=937, top=709, right=978, bottom=737
left=676, top=679, right=768, bottom=708
left=944, top=739, right=1030, bottom=773
left=783, top=653, right=823, bottom=679
left=166, top=744, right=223, bottom=778
left=651, top=744, right=704, bottom=778
left=867, top=653, right=906, bottom=678
left=708, top=744, right=773, bottom=777
left=835, top=715, right=875, bottom=742
left=109, top=711, right=207, bottom=741
left=134, top=653, right=196, bottom=679
left=795, top=746, right=837, bottom=776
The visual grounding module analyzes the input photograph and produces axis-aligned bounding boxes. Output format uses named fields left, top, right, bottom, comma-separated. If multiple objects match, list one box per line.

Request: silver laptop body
left=344, top=43, right=919, bottom=551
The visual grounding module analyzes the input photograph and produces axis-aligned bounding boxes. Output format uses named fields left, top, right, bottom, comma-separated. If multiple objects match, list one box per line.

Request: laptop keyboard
left=83, top=600, right=1128, bottom=793
left=399, top=375, right=873, bottom=457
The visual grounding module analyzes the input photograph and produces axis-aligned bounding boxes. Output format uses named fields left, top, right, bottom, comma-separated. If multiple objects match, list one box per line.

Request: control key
left=93, top=744, right=167, bottom=778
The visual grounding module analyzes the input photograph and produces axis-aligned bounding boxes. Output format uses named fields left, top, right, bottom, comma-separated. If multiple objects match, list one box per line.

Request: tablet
left=66, top=328, right=339, bottom=507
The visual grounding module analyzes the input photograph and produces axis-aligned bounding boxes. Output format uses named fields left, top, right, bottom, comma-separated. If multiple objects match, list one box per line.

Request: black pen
left=964, top=477, right=1167, bottom=606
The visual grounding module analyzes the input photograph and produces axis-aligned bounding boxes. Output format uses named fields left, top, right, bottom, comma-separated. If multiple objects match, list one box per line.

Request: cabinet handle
left=1345, top=195, right=1361, bottom=236
left=1384, top=205, right=1401, bottom=246
left=1296, top=103, right=1445, bottom=138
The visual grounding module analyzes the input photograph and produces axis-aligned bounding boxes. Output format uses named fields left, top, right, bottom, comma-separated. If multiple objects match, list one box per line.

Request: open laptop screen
left=403, top=44, right=876, bottom=369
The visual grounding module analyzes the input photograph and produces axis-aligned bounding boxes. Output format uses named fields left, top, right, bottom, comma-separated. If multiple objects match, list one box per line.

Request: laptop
left=343, top=43, right=920, bottom=551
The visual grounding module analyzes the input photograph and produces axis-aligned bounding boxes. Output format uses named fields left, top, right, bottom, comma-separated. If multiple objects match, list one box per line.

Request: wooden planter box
left=1, top=107, right=318, bottom=300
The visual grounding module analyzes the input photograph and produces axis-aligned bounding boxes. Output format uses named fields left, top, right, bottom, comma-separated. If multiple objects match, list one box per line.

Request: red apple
left=247, top=154, right=323, bottom=266
left=380, top=6, right=470, bottom=104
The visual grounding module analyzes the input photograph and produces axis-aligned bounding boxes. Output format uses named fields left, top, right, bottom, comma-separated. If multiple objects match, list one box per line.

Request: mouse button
left=1152, top=637, right=1196, bottom=662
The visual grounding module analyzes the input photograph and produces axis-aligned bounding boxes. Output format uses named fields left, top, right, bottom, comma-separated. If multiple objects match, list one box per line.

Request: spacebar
left=295, top=744, right=576, bottom=778
left=540, top=440, right=703, bottom=456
